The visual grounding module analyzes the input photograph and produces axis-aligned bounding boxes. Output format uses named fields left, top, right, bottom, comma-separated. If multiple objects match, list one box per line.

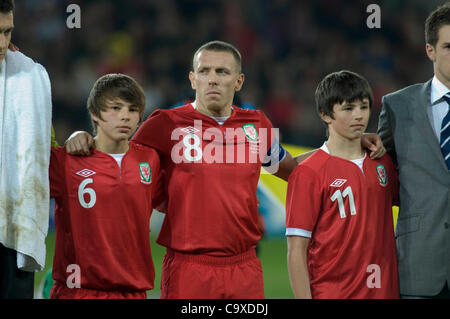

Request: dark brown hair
left=0, top=0, right=14, bottom=14
left=425, top=2, right=450, bottom=47
left=315, top=70, right=373, bottom=131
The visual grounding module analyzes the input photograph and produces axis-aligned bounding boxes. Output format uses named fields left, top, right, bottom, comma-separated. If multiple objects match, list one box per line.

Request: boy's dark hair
left=315, top=70, right=373, bottom=131
left=193, top=40, right=242, bottom=73
left=0, top=0, right=14, bottom=13
left=425, top=2, right=450, bottom=47
left=87, top=73, right=146, bottom=135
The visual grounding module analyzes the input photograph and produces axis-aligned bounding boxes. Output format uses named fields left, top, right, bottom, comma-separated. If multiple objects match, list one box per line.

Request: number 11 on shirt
left=330, top=186, right=356, bottom=218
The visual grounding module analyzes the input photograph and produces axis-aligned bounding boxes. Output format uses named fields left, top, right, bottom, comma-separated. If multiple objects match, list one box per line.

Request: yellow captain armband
left=51, top=125, right=59, bottom=147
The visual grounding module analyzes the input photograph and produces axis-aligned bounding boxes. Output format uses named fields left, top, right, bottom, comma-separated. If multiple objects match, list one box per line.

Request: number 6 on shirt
left=330, top=186, right=356, bottom=218
left=78, top=178, right=96, bottom=208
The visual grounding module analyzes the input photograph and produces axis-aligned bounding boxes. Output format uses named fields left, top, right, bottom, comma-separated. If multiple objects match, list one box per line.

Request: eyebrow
left=344, top=101, right=370, bottom=106
left=106, top=99, right=126, bottom=106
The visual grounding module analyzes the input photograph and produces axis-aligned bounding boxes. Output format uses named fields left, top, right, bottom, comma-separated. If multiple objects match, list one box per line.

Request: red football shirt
left=286, top=146, right=399, bottom=299
left=132, top=103, right=276, bottom=256
left=50, top=142, right=162, bottom=291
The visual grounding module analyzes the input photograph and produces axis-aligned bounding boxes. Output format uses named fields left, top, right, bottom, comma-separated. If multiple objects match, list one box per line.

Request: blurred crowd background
left=12, top=0, right=444, bottom=147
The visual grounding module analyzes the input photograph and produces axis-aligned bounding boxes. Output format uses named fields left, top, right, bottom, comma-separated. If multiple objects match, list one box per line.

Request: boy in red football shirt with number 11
left=286, top=70, right=399, bottom=299
left=49, top=74, right=163, bottom=299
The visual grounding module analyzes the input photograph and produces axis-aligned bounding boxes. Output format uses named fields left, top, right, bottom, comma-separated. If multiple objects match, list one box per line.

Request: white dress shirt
left=428, top=76, right=450, bottom=141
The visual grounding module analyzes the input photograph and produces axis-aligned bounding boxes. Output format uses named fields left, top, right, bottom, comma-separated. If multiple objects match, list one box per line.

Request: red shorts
left=49, top=281, right=147, bottom=299
left=160, top=249, right=265, bottom=299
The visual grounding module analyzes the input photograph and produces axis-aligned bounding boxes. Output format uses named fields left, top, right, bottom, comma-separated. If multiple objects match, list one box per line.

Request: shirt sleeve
left=132, top=109, right=169, bottom=154
left=152, top=163, right=167, bottom=213
left=377, top=96, right=396, bottom=163
left=285, top=165, right=322, bottom=238
left=49, top=146, right=66, bottom=199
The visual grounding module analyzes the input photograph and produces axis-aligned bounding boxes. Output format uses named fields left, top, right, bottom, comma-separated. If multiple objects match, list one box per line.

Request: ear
left=90, top=112, right=100, bottom=125
left=426, top=43, right=436, bottom=62
left=189, top=71, right=196, bottom=90
left=234, top=73, right=245, bottom=92
left=320, top=112, right=333, bottom=125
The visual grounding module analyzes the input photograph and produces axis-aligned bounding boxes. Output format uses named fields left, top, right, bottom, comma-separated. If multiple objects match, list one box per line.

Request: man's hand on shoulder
left=361, top=133, right=386, bottom=159
left=64, top=131, right=95, bottom=155
left=8, top=42, right=19, bottom=52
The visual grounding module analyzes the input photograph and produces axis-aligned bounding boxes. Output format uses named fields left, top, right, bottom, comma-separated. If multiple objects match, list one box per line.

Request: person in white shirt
left=0, top=0, right=52, bottom=298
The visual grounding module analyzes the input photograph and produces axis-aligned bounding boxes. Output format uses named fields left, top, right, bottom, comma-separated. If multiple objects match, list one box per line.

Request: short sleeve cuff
left=285, top=227, right=312, bottom=238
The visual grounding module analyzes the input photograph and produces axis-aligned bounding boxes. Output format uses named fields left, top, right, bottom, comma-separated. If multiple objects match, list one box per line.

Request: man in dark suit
left=378, top=2, right=450, bottom=299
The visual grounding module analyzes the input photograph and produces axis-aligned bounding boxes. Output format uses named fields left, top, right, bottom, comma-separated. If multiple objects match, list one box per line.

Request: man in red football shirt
left=50, top=74, right=163, bottom=298
left=286, top=70, right=399, bottom=299
left=131, top=41, right=299, bottom=298
left=64, top=41, right=386, bottom=299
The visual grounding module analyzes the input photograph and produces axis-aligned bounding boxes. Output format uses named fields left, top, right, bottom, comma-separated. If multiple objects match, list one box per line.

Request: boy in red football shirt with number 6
left=49, top=74, right=163, bottom=299
left=286, top=70, right=399, bottom=299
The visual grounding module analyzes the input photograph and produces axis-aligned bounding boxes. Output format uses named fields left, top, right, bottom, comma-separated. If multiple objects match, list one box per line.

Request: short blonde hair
left=193, top=40, right=242, bottom=73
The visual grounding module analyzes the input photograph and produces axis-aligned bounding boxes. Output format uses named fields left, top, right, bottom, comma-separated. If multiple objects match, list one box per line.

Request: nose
left=353, top=107, right=364, bottom=120
left=120, top=108, right=131, bottom=121
left=208, top=73, right=218, bottom=86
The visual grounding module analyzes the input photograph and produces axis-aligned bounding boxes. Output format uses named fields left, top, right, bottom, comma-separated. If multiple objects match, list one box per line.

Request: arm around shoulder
left=294, top=149, right=316, bottom=164
left=271, top=149, right=318, bottom=181
left=271, top=151, right=297, bottom=181
left=64, top=131, right=95, bottom=155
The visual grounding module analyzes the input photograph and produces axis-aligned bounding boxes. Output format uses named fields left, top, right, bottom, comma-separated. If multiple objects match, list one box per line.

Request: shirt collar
left=320, top=142, right=329, bottom=154
left=0, top=57, right=5, bottom=72
left=191, top=100, right=234, bottom=113
left=431, top=75, right=450, bottom=104
left=320, top=141, right=367, bottom=161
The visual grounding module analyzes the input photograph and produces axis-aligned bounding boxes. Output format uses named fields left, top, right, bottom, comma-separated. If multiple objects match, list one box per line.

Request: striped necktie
left=441, top=94, right=450, bottom=171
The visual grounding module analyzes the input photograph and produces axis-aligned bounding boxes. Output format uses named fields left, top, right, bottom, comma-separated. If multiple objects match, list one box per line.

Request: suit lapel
left=413, top=80, right=449, bottom=172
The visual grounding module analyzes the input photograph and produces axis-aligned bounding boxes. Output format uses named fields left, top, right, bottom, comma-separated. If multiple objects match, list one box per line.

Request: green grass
left=34, top=232, right=56, bottom=293
left=259, top=237, right=294, bottom=298
left=35, top=232, right=294, bottom=299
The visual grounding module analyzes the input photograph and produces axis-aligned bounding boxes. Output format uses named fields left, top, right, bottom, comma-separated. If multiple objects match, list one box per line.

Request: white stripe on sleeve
left=285, top=228, right=312, bottom=238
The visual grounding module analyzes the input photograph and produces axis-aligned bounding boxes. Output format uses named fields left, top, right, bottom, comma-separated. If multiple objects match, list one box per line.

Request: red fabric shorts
left=160, top=249, right=265, bottom=299
left=49, top=281, right=147, bottom=299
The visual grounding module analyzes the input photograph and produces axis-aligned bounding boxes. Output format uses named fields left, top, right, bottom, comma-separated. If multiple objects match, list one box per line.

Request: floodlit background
left=15, top=0, right=438, bottom=298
